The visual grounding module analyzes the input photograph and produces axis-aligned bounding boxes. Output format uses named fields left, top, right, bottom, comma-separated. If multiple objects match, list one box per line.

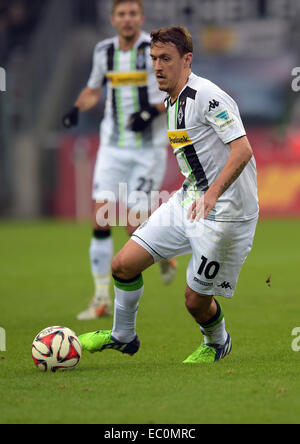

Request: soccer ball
left=32, top=326, right=82, bottom=372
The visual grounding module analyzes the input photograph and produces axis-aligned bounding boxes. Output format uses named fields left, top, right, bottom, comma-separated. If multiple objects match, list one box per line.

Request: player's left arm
left=188, top=136, right=253, bottom=220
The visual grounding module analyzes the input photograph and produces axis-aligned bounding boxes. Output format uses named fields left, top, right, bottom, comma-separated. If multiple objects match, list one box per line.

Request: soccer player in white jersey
left=62, top=0, right=177, bottom=321
left=78, top=26, right=259, bottom=363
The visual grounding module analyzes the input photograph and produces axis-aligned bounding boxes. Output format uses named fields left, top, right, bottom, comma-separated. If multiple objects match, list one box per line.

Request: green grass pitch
left=0, top=218, right=299, bottom=424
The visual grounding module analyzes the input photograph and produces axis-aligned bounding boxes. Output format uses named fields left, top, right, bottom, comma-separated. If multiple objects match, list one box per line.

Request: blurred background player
left=62, top=0, right=177, bottom=320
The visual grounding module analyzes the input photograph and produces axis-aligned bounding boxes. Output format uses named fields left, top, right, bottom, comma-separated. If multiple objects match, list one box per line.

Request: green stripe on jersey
left=114, top=49, right=125, bottom=147
left=130, top=48, right=136, bottom=70
left=116, top=89, right=125, bottom=147
left=174, top=100, right=179, bottom=129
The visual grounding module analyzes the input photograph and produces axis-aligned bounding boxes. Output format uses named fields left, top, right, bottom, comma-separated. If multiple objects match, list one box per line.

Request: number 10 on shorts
left=198, top=256, right=220, bottom=280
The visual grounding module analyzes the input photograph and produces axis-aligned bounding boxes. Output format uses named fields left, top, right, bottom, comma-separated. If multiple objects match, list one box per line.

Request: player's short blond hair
left=112, top=0, right=144, bottom=13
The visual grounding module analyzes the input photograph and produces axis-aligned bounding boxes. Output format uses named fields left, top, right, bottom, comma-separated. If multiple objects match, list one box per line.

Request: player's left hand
left=127, top=106, right=159, bottom=132
left=187, top=191, right=218, bottom=221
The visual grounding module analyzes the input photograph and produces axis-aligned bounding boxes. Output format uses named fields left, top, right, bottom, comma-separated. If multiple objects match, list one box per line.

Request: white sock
left=111, top=275, right=144, bottom=343
left=89, top=236, right=113, bottom=297
left=199, top=300, right=227, bottom=346
left=200, top=318, right=227, bottom=346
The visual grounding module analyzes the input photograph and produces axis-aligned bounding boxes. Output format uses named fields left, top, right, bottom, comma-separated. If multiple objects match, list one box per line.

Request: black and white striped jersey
left=87, top=31, right=167, bottom=150
left=166, top=73, right=259, bottom=222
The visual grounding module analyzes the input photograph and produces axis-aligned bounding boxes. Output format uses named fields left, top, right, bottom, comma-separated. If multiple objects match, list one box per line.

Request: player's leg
left=110, top=191, right=190, bottom=346
left=78, top=239, right=154, bottom=354
left=79, top=191, right=191, bottom=355
left=183, top=216, right=258, bottom=363
left=77, top=145, right=129, bottom=320
left=182, top=221, right=233, bottom=363
left=185, top=286, right=219, bottom=325
left=77, top=201, right=114, bottom=320
left=183, top=285, right=231, bottom=363
left=158, top=257, right=178, bottom=285
left=111, top=240, right=154, bottom=343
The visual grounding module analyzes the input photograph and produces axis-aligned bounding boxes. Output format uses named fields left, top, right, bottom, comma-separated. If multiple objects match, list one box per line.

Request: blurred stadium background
left=1, top=0, right=300, bottom=220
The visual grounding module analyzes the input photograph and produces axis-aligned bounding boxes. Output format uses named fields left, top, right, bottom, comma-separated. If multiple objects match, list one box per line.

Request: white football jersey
left=88, top=31, right=167, bottom=150
left=167, top=73, right=259, bottom=222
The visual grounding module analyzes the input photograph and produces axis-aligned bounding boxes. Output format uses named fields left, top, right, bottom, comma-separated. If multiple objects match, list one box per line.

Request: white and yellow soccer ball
left=32, top=326, right=82, bottom=372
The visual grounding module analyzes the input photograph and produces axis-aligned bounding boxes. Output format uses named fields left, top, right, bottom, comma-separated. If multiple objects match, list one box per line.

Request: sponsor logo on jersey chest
left=168, top=130, right=192, bottom=149
left=106, top=71, right=147, bottom=87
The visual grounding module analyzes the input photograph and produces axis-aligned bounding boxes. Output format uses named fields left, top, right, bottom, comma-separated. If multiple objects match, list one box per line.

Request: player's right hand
left=62, top=106, right=79, bottom=128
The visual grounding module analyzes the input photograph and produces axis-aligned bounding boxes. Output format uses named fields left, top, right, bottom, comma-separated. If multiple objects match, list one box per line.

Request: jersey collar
left=168, top=72, right=195, bottom=106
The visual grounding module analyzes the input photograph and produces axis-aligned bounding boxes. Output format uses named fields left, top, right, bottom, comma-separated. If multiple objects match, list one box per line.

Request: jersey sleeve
left=145, top=46, right=167, bottom=105
left=197, top=83, right=246, bottom=145
left=87, top=43, right=107, bottom=90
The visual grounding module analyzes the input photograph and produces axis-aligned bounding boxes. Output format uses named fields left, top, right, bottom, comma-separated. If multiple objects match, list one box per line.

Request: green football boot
left=183, top=332, right=232, bottom=364
left=78, top=330, right=140, bottom=356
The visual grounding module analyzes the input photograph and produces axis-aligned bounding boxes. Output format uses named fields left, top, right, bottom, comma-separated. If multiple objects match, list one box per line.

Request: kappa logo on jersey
left=168, top=130, right=192, bottom=149
left=214, top=109, right=235, bottom=130
left=106, top=71, right=148, bottom=87
left=208, top=100, right=220, bottom=112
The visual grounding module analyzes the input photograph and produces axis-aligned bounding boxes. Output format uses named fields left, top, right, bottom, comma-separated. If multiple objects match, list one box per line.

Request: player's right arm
left=62, top=86, right=102, bottom=128
left=75, top=86, right=102, bottom=113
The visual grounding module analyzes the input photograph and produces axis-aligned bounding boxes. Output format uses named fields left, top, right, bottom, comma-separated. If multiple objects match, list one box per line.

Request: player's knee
left=111, top=252, right=136, bottom=280
left=111, top=254, right=126, bottom=278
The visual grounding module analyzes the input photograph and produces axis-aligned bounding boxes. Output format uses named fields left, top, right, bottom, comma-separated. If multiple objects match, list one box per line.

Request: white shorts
left=132, top=190, right=258, bottom=298
left=92, top=145, right=167, bottom=213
